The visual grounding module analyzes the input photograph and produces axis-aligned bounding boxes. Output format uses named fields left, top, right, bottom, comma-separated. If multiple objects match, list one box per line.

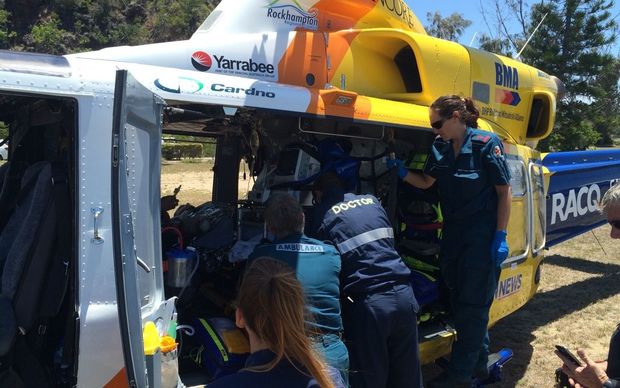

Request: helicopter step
left=435, top=348, right=513, bottom=387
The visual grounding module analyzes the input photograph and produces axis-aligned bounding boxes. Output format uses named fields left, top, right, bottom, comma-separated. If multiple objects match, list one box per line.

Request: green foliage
left=523, top=0, right=616, bottom=100
left=24, top=13, right=73, bottom=54
left=478, top=34, right=514, bottom=57
left=162, top=143, right=203, bottom=160
left=425, top=11, right=472, bottom=42
left=540, top=102, right=601, bottom=150
left=519, top=0, right=618, bottom=151
left=0, top=122, right=8, bottom=139
left=0, top=9, right=15, bottom=48
left=0, top=0, right=214, bottom=53
left=591, top=58, right=620, bottom=146
left=146, top=0, right=215, bottom=43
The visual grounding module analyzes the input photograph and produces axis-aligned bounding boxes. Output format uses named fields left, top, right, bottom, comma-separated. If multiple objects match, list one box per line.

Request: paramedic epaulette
left=472, top=133, right=491, bottom=143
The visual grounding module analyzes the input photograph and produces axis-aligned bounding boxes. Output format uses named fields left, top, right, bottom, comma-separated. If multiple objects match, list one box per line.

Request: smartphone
left=555, top=345, right=583, bottom=367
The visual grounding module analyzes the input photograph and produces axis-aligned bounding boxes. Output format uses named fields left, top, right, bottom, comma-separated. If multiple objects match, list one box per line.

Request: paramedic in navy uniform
left=388, top=95, right=512, bottom=387
left=308, top=172, right=423, bottom=388
left=248, top=193, right=349, bottom=385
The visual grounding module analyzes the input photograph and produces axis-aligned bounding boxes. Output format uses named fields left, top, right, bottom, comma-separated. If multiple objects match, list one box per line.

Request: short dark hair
left=312, top=171, right=345, bottom=193
left=264, top=193, right=304, bottom=237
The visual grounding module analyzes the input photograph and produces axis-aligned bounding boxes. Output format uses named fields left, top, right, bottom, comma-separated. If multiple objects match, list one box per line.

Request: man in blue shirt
left=308, top=172, right=423, bottom=388
left=248, top=193, right=349, bottom=384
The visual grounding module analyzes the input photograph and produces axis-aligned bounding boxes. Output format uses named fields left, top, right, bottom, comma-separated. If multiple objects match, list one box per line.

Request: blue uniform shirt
left=248, top=233, right=343, bottom=335
left=206, top=349, right=320, bottom=388
left=309, top=191, right=411, bottom=295
left=423, top=128, right=511, bottom=222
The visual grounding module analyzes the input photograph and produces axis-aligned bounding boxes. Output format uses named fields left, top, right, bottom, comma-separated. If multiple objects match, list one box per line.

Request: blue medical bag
left=409, top=269, right=439, bottom=307
left=192, top=317, right=250, bottom=379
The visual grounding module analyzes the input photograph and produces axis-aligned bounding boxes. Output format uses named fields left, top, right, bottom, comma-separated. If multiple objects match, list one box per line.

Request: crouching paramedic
left=308, top=172, right=423, bottom=388
left=248, top=193, right=349, bottom=385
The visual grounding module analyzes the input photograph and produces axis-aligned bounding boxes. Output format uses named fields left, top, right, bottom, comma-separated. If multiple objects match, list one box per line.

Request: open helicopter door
left=111, top=69, right=169, bottom=387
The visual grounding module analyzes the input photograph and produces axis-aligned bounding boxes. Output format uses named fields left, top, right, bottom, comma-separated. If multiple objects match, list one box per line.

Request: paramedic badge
left=493, top=145, right=504, bottom=159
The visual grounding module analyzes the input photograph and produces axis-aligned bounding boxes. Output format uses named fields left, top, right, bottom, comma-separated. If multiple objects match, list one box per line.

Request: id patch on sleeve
left=276, top=243, right=324, bottom=253
left=493, top=145, right=504, bottom=159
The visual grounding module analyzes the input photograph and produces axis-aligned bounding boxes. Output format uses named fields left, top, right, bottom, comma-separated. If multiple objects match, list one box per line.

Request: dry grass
left=160, top=159, right=254, bottom=211
left=162, top=159, right=620, bottom=387
left=487, top=228, right=620, bottom=387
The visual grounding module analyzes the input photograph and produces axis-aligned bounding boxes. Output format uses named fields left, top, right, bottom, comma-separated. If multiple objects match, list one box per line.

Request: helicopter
left=0, top=0, right=618, bottom=387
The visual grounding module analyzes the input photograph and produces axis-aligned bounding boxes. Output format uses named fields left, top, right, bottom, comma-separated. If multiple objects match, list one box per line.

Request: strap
left=337, top=227, right=394, bottom=254
left=40, top=166, right=70, bottom=318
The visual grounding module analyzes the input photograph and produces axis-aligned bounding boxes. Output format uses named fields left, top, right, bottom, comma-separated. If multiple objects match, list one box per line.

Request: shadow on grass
left=490, top=254, right=620, bottom=386
left=423, top=254, right=620, bottom=386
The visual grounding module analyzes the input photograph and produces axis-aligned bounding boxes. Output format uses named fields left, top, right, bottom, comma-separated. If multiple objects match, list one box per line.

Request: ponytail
left=237, top=258, right=335, bottom=388
left=430, top=95, right=479, bottom=128
left=462, top=97, right=479, bottom=128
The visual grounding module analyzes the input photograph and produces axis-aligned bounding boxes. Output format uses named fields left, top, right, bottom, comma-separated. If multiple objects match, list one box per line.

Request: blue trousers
left=313, top=334, right=349, bottom=386
left=342, top=284, right=423, bottom=388
left=440, top=218, right=501, bottom=380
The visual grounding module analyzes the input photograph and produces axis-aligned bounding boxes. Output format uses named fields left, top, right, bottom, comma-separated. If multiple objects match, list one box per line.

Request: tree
left=0, top=0, right=215, bottom=54
left=23, top=13, right=74, bottom=55
left=590, top=58, right=620, bottom=146
left=477, top=0, right=531, bottom=56
left=0, top=0, right=15, bottom=49
left=146, top=0, right=215, bottom=43
left=478, top=34, right=513, bottom=56
left=521, top=0, right=617, bottom=150
left=425, top=11, right=472, bottom=42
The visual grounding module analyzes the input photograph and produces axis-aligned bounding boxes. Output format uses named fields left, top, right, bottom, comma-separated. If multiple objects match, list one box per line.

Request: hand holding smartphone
left=555, top=344, right=583, bottom=367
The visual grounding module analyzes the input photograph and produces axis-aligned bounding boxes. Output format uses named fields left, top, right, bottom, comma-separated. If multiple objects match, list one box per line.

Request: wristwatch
left=602, top=378, right=618, bottom=388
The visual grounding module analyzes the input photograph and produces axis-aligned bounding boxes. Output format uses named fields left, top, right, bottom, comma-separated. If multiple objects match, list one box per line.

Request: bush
left=162, top=143, right=203, bottom=160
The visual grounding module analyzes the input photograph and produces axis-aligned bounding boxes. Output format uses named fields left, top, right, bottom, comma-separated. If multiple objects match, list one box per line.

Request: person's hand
left=386, top=158, right=408, bottom=179
left=161, top=195, right=179, bottom=212
left=490, top=230, right=509, bottom=266
left=556, top=349, right=609, bottom=388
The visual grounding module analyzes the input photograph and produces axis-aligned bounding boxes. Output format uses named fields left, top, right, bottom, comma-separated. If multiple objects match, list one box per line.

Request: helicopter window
left=508, top=159, right=527, bottom=197
left=506, top=158, right=530, bottom=261
left=394, top=46, right=422, bottom=93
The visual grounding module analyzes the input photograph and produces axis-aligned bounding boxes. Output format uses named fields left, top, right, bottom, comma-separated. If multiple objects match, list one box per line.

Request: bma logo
left=495, top=62, right=519, bottom=90
left=495, top=274, right=522, bottom=300
left=550, top=183, right=601, bottom=225
left=191, top=51, right=212, bottom=71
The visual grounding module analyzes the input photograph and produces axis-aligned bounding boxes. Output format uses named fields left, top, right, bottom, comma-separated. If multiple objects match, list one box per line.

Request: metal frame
left=529, top=162, right=546, bottom=255
left=298, top=116, right=385, bottom=140
left=503, top=157, right=531, bottom=266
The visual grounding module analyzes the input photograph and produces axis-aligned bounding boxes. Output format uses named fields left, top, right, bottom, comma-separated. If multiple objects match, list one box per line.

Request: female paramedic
left=207, top=257, right=342, bottom=388
left=387, top=95, right=512, bottom=387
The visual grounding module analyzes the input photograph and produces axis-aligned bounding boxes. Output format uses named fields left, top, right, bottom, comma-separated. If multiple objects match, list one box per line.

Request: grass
left=487, top=228, right=620, bottom=387
left=162, top=159, right=620, bottom=387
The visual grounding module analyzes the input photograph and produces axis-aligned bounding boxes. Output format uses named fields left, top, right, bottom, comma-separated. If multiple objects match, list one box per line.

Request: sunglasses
left=610, top=220, right=620, bottom=229
left=431, top=118, right=447, bottom=130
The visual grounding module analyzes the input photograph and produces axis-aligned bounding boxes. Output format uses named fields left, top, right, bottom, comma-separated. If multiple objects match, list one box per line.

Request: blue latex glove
left=490, top=230, right=509, bottom=266
left=386, top=158, right=408, bottom=179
